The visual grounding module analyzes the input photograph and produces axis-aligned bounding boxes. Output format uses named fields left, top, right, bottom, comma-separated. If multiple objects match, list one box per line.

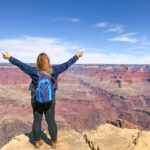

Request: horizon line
left=0, top=63, right=150, bottom=66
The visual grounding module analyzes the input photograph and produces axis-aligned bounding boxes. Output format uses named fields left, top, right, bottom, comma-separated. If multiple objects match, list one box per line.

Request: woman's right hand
left=2, top=52, right=11, bottom=59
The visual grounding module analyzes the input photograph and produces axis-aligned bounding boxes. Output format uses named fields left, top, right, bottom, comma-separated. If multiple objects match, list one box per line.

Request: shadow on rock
left=25, top=131, right=51, bottom=146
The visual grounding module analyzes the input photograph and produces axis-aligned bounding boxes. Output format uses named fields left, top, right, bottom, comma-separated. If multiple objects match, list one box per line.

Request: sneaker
left=50, top=140, right=57, bottom=149
left=35, top=140, right=43, bottom=148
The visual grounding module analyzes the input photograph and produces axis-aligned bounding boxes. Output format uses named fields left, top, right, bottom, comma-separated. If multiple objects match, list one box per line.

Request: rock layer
left=0, top=64, right=150, bottom=133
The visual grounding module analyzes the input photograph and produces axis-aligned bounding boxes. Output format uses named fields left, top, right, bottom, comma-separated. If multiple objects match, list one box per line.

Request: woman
left=2, top=51, right=83, bottom=149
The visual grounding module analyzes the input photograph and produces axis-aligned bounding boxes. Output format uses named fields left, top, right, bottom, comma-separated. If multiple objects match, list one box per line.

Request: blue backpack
left=35, top=71, right=55, bottom=103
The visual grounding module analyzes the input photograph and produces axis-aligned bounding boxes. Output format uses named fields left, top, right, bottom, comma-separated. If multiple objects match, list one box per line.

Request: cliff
left=1, top=123, right=150, bottom=150
left=0, top=118, right=31, bottom=148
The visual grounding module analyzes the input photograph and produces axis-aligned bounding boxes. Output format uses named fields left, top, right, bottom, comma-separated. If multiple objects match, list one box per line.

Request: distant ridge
left=1, top=63, right=150, bottom=72
left=1, top=63, right=150, bottom=66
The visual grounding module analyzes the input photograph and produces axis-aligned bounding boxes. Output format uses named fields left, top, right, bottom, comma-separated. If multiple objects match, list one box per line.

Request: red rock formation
left=0, top=64, right=150, bottom=134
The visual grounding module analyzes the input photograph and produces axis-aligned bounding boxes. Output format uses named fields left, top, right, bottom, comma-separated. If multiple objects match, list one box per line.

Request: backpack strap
left=48, top=72, right=58, bottom=90
left=37, top=70, right=57, bottom=84
left=37, top=71, right=40, bottom=76
left=49, top=73, right=56, bottom=81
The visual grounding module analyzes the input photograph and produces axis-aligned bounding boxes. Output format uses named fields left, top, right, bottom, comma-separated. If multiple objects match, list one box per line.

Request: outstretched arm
left=54, top=51, right=83, bottom=75
left=2, top=52, right=35, bottom=76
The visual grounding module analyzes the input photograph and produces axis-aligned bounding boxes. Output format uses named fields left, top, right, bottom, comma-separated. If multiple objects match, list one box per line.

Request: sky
left=0, top=0, right=150, bottom=64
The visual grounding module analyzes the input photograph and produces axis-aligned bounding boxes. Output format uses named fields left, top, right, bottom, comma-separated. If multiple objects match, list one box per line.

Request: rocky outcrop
left=0, top=118, right=31, bottom=148
left=1, top=129, right=90, bottom=150
left=106, top=118, right=142, bottom=129
left=1, top=123, right=150, bottom=150
left=82, top=123, right=150, bottom=150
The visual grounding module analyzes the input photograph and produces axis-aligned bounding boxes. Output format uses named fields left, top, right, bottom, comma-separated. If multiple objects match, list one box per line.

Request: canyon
left=0, top=64, right=150, bottom=148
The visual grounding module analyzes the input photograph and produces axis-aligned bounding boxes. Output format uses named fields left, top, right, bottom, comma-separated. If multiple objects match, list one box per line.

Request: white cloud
left=95, top=21, right=124, bottom=33
left=0, top=36, right=80, bottom=63
left=66, top=18, right=80, bottom=23
left=95, top=22, right=108, bottom=28
left=0, top=36, right=150, bottom=64
left=109, top=33, right=138, bottom=43
left=78, top=52, right=150, bottom=64
left=107, top=24, right=124, bottom=33
left=53, top=17, right=80, bottom=23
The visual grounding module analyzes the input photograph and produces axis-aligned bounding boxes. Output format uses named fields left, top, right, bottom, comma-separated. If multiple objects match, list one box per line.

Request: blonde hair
left=36, top=53, right=52, bottom=72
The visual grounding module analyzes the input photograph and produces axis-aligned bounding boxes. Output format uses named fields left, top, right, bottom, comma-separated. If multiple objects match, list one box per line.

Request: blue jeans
left=31, top=100, right=57, bottom=141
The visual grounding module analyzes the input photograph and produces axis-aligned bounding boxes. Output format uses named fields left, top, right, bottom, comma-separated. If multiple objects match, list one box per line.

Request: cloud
left=53, top=17, right=80, bottom=23
left=95, top=21, right=124, bottom=33
left=0, top=36, right=150, bottom=64
left=78, top=52, right=150, bottom=64
left=109, top=33, right=138, bottom=43
left=95, top=22, right=108, bottom=28
left=66, top=18, right=80, bottom=23
left=107, top=24, right=124, bottom=33
left=0, top=36, right=80, bottom=63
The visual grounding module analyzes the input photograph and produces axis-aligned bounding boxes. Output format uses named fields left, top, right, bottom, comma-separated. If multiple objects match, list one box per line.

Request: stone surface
left=83, top=123, right=150, bottom=150
left=2, top=123, right=150, bottom=150
left=1, top=129, right=90, bottom=150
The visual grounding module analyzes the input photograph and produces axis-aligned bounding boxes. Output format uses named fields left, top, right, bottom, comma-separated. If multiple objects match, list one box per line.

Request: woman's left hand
left=76, top=51, right=83, bottom=58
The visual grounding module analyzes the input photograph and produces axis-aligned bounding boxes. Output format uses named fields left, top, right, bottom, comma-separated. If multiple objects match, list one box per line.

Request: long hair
left=36, top=53, right=52, bottom=73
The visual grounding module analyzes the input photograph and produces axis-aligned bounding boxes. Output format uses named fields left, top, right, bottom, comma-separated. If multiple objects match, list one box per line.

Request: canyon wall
left=0, top=64, right=150, bottom=148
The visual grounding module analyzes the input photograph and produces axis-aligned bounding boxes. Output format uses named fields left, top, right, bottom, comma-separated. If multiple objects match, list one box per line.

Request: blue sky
left=0, top=0, right=150, bottom=64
